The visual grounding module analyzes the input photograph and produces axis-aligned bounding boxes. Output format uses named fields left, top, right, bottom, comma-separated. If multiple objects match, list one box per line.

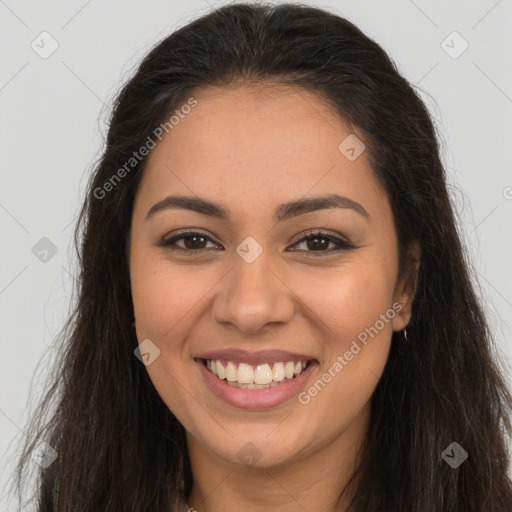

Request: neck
left=185, top=402, right=370, bottom=512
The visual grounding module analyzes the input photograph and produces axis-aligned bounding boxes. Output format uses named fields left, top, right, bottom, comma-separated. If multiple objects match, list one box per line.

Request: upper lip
left=194, top=349, right=317, bottom=366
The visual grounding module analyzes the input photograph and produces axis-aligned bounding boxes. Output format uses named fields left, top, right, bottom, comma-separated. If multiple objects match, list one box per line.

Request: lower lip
left=194, top=358, right=318, bottom=410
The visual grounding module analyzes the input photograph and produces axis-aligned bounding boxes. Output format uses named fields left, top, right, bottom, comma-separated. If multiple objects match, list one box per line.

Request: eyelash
left=157, top=229, right=355, bottom=256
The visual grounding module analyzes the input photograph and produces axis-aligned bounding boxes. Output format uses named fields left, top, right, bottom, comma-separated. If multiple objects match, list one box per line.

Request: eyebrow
left=145, top=193, right=370, bottom=222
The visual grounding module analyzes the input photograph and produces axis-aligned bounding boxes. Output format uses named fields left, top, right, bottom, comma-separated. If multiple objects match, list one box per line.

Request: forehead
left=136, top=83, right=388, bottom=225
left=181, top=82, right=351, bottom=151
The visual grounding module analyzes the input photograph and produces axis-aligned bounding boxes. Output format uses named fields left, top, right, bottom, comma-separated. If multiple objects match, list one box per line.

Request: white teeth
left=284, top=361, right=295, bottom=379
left=254, top=364, right=273, bottom=385
left=225, top=361, right=237, bottom=382
left=205, top=359, right=311, bottom=386
left=237, top=362, right=255, bottom=384
left=272, top=362, right=285, bottom=381
left=216, top=360, right=225, bottom=380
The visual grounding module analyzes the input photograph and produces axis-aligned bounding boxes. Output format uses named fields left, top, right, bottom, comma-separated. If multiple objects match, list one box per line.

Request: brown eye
left=159, top=231, right=221, bottom=253
left=288, top=230, right=354, bottom=254
left=179, top=234, right=208, bottom=250
left=158, top=229, right=354, bottom=256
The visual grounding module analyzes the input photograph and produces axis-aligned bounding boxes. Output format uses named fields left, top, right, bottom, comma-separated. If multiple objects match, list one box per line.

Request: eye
left=157, top=230, right=221, bottom=253
left=287, top=229, right=355, bottom=255
left=157, top=229, right=355, bottom=255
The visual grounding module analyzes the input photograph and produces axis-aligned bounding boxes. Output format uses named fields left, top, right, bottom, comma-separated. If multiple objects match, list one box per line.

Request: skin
left=128, top=83, right=419, bottom=512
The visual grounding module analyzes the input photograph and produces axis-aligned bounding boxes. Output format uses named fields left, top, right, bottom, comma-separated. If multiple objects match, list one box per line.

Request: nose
left=211, top=250, right=295, bottom=335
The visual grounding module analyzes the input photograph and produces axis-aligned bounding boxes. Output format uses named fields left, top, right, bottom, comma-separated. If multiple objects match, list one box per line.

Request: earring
left=403, top=328, right=408, bottom=341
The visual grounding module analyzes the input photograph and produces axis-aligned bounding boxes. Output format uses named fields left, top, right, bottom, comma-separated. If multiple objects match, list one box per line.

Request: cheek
left=292, top=261, right=394, bottom=417
left=130, top=251, right=210, bottom=344
left=129, top=252, right=207, bottom=421
left=290, top=259, right=394, bottom=341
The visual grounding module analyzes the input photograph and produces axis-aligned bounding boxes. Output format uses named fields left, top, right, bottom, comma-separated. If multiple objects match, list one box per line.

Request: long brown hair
left=9, top=3, right=512, bottom=510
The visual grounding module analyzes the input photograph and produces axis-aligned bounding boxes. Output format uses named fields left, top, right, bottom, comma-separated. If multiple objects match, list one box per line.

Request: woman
left=10, top=2, right=512, bottom=511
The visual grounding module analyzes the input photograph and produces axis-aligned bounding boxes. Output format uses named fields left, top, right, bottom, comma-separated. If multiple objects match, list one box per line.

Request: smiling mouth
left=200, top=358, right=314, bottom=389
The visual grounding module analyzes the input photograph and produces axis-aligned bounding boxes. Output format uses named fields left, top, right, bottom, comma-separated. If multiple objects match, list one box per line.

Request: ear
left=392, top=240, right=421, bottom=332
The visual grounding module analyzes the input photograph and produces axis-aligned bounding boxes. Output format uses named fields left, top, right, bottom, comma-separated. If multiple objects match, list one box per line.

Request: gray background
left=1, top=0, right=511, bottom=507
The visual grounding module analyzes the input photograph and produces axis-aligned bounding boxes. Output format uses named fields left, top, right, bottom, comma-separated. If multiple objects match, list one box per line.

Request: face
left=128, top=84, right=415, bottom=470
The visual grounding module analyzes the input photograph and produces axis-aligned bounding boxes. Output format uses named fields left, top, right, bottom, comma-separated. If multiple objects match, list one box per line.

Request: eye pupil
left=307, top=235, right=329, bottom=251
left=184, top=235, right=207, bottom=249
